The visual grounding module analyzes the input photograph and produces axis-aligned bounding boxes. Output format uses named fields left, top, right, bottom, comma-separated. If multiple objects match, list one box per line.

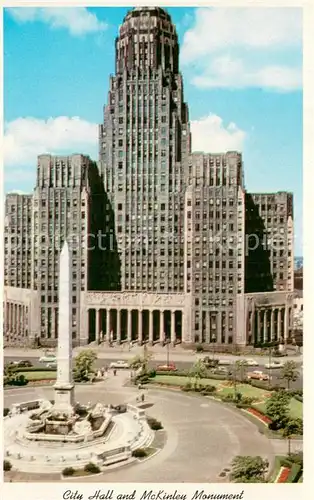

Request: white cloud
left=192, top=56, right=302, bottom=91
left=182, top=8, right=302, bottom=91
left=4, top=116, right=98, bottom=169
left=7, top=7, right=107, bottom=36
left=190, top=114, right=246, bottom=153
left=6, top=189, right=27, bottom=195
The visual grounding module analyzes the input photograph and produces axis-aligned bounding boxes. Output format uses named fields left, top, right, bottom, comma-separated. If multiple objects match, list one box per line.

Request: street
left=4, top=349, right=303, bottom=389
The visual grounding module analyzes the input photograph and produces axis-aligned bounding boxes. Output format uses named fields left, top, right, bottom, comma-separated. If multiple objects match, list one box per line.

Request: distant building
left=294, top=267, right=303, bottom=291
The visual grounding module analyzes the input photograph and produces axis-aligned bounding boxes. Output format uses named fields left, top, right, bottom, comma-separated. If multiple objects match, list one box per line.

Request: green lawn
left=152, top=375, right=303, bottom=419
left=153, top=376, right=268, bottom=399
left=253, top=397, right=303, bottom=419
left=269, top=456, right=286, bottom=482
left=153, top=375, right=222, bottom=387
left=218, top=384, right=269, bottom=399
left=20, top=371, right=56, bottom=381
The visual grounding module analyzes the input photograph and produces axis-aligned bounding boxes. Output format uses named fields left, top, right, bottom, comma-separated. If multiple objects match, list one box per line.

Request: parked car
left=213, top=366, right=232, bottom=376
left=156, top=363, right=177, bottom=372
left=12, top=360, right=32, bottom=368
left=265, top=361, right=284, bottom=369
left=218, top=359, right=232, bottom=366
left=203, top=357, right=219, bottom=368
left=39, top=354, right=57, bottom=364
left=243, top=359, right=259, bottom=367
left=109, top=360, right=129, bottom=369
left=247, top=370, right=270, bottom=381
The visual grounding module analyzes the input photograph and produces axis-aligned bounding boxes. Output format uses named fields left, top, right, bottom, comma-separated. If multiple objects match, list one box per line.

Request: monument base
left=53, top=383, right=75, bottom=414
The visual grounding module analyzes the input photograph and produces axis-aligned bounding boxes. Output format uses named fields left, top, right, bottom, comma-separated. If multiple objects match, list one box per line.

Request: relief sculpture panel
left=86, top=291, right=187, bottom=308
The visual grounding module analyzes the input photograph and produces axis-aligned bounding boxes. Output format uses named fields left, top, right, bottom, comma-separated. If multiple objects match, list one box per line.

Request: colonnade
left=4, top=302, right=29, bottom=339
left=88, top=308, right=182, bottom=345
left=249, top=306, right=291, bottom=344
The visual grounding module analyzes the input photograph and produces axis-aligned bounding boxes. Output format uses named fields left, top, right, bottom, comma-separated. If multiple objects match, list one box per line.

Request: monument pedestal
left=53, top=382, right=75, bottom=414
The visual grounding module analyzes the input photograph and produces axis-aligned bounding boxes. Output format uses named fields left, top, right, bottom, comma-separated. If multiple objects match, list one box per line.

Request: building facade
left=184, top=152, right=246, bottom=345
left=99, top=7, right=190, bottom=293
left=3, top=7, right=295, bottom=348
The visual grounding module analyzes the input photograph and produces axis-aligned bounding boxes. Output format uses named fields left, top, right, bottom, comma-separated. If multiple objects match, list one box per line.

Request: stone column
left=250, top=309, right=254, bottom=341
left=257, top=310, right=261, bottom=342
left=205, top=311, right=211, bottom=344
left=9, top=302, right=13, bottom=334
left=21, top=306, right=25, bottom=337
left=95, top=308, right=100, bottom=344
left=171, top=310, right=176, bottom=344
left=159, top=310, right=164, bottom=343
left=13, top=304, right=17, bottom=334
left=104, top=309, right=108, bottom=343
left=277, top=308, right=281, bottom=339
left=270, top=308, right=275, bottom=341
left=216, top=311, right=222, bottom=344
left=6, top=303, right=9, bottom=334
left=284, top=306, right=289, bottom=342
left=149, top=310, right=154, bottom=344
left=263, top=309, right=268, bottom=342
left=127, top=309, right=132, bottom=342
left=117, top=309, right=121, bottom=344
left=107, top=309, right=112, bottom=343
left=138, top=310, right=143, bottom=345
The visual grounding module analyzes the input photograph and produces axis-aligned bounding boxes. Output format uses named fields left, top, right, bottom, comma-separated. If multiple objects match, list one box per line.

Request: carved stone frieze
left=85, top=291, right=187, bottom=308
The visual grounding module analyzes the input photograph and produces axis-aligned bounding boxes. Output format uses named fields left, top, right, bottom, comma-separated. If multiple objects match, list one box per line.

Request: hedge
left=3, top=460, right=12, bottom=472
left=62, top=467, right=75, bottom=476
left=248, top=380, right=283, bottom=391
left=154, top=370, right=189, bottom=377
left=12, top=367, right=56, bottom=373
left=287, top=463, right=302, bottom=483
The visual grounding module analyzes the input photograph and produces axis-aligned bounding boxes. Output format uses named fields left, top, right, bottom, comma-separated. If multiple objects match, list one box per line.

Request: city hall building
left=3, top=7, right=295, bottom=348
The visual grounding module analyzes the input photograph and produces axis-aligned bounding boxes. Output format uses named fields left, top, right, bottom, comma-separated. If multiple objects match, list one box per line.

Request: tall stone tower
left=99, top=7, right=191, bottom=293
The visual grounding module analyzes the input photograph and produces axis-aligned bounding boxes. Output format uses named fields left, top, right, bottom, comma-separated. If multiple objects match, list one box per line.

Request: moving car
left=265, top=361, right=284, bottom=369
left=12, top=360, right=32, bottom=368
left=39, top=354, right=57, bottom=364
left=218, top=359, right=232, bottom=366
left=46, top=362, right=57, bottom=369
left=156, top=363, right=177, bottom=372
left=244, top=359, right=259, bottom=367
left=109, top=360, right=129, bottom=369
left=247, top=370, right=270, bottom=381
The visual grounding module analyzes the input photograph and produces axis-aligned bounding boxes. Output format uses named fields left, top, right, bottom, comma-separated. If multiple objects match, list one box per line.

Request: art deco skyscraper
left=99, top=7, right=191, bottom=293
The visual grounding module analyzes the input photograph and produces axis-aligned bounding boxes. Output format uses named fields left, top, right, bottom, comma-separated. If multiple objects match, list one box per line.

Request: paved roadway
left=4, top=350, right=303, bottom=389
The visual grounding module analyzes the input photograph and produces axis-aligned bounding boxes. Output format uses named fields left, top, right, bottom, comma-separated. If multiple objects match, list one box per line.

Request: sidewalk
left=4, top=345, right=303, bottom=364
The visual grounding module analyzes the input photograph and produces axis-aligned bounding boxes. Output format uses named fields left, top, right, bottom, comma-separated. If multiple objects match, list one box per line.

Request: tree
left=73, top=349, right=97, bottom=382
left=280, top=361, right=299, bottom=390
left=282, top=418, right=303, bottom=455
left=231, top=456, right=269, bottom=482
left=230, top=360, right=247, bottom=398
left=189, top=359, right=207, bottom=388
left=265, top=390, right=291, bottom=429
left=130, top=345, right=153, bottom=374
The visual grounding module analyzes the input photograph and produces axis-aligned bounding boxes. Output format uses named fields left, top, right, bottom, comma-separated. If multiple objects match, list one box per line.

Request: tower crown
left=116, top=6, right=178, bottom=73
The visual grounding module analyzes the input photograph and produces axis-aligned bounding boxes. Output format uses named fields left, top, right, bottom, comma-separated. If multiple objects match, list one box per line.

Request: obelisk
left=53, top=240, right=75, bottom=414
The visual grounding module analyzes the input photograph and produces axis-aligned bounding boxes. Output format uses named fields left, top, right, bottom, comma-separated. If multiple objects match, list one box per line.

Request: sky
left=3, top=6, right=303, bottom=255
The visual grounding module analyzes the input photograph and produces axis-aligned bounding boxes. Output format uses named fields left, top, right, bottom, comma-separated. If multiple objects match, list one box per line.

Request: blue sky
left=3, top=6, right=303, bottom=254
